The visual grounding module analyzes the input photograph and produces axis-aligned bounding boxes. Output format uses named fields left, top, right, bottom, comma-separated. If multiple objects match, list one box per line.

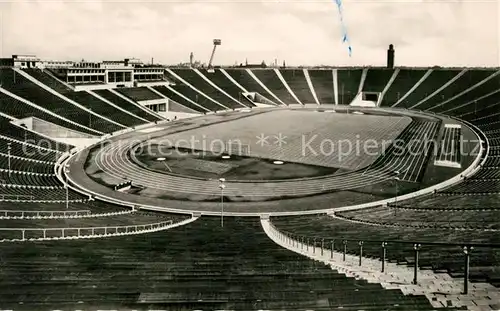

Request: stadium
left=0, top=1, right=499, bottom=310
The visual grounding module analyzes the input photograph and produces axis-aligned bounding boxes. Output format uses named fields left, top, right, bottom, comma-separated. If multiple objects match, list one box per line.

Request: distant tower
left=387, top=44, right=395, bottom=69
left=190, top=52, right=194, bottom=67
left=283, top=60, right=286, bottom=68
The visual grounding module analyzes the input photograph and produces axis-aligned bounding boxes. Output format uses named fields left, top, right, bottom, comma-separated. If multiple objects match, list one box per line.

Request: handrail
left=271, top=221, right=500, bottom=248
left=0, top=216, right=198, bottom=243
left=263, top=218, right=488, bottom=298
left=0, top=209, right=142, bottom=219
left=0, top=209, right=90, bottom=214
left=385, top=203, right=500, bottom=211
left=0, top=194, right=34, bottom=200
left=0, top=219, right=173, bottom=231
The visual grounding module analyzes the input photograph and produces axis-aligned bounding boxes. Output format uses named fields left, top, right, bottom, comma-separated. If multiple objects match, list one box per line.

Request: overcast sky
left=0, top=0, right=498, bottom=67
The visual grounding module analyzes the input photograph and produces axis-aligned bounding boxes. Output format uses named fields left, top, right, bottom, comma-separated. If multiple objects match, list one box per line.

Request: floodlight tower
left=207, top=39, right=222, bottom=73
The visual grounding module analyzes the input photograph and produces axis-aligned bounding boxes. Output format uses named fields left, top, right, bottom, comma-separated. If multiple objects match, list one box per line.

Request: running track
left=91, top=118, right=440, bottom=198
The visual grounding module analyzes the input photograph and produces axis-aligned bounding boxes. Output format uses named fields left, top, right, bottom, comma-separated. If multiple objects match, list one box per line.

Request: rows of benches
left=0, top=68, right=120, bottom=134
left=0, top=217, right=447, bottom=310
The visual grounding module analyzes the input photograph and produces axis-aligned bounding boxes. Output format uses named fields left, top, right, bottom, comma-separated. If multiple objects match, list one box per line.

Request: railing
left=0, top=219, right=174, bottom=242
left=267, top=220, right=500, bottom=295
left=0, top=209, right=90, bottom=219
left=0, top=194, right=34, bottom=201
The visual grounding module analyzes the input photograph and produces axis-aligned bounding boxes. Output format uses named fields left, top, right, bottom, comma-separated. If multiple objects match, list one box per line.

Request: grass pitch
left=133, top=145, right=337, bottom=181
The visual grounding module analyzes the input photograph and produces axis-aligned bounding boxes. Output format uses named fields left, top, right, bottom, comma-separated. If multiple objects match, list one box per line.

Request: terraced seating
left=0, top=68, right=119, bottom=134
left=0, top=211, right=169, bottom=229
left=0, top=201, right=88, bottom=211
left=272, top=215, right=500, bottom=285
left=279, top=69, right=316, bottom=104
left=170, top=69, right=244, bottom=109
left=470, top=167, right=500, bottom=179
left=0, top=170, right=59, bottom=186
left=380, top=69, right=427, bottom=106
left=64, top=91, right=143, bottom=127
left=93, top=89, right=161, bottom=121
left=485, top=129, right=500, bottom=137
left=0, top=217, right=450, bottom=310
left=0, top=187, right=82, bottom=201
left=449, top=89, right=500, bottom=119
left=165, top=82, right=224, bottom=112
left=337, top=69, right=362, bottom=105
left=149, top=85, right=207, bottom=113
left=11, top=123, right=71, bottom=152
left=418, top=70, right=497, bottom=111
left=393, top=194, right=500, bottom=210
left=489, top=149, right=500, bottom=157
left=337, top=205, right=500, bottom=229
left=487, top=136, right=500, bottom=146
left=20, top=71, right=143, bottom=127
left=0, top=92, right=97, bottom=136
left=444, top=179, right=500, bottom=194
left=0, top=199, right=135, bottom=215
left=252, top=69, right=299, bottom=105
left=308, top=69, right=335, bottom=104
left=395, top=69, right=461, bottom=109
left=0, top=154, right=53, bottom=174
left=0, top=208, right=185, bottom=241
left=116, top=86, right=163, bottom=102
left=469, top=110, right=500, bottom=125
left=484, top=155, right=500, bottom=167
left=435, top=72, right=500, bottom=114
left=362, top=68, right=394, bottom=93
left=479, top=122, right=500, bottom=133
left=203, top=69, right=255, bottom=106
left=225, top=69, right=281, bottom=104
left=23, top=68, right=71, bottom=94
left=459, top=101, right=500, bottom=123
left=0, top=136, right=59, bottom=163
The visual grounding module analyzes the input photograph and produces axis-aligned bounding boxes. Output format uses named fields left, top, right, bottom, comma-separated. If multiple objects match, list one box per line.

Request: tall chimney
left=387, top=44, right=395, bottom=69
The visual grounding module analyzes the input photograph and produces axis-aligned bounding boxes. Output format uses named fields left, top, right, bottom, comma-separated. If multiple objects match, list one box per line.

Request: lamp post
left=463, top=246, right=473, bottom=294
left=7, top=142, right=11, bottom=177
left=65, top=164, right=70, bottom=209
left=393, top=170, right=401, bottom=216
left=219, top=178, right=225, bottom=228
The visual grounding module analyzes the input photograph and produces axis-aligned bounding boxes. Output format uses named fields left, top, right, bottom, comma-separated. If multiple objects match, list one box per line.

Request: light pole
left=7, top=142, right=11, bottom=177
left=65, top=164, right=70, bottom=209
left=393, top=170, right=401, bottom=216
left=219, top=178, right=225, bottom=228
